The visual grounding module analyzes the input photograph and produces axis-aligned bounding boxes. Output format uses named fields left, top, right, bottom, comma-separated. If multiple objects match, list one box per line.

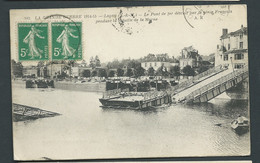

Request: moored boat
left=231, top=116, right=249, bottom=135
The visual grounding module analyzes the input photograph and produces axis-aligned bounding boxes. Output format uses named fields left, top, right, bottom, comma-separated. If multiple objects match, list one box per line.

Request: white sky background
left=10, top=5, right=247, bottom=65
left=85, top=5, right=247, bottom=63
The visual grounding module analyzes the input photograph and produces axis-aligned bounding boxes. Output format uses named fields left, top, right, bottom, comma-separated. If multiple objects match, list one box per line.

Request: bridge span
left=171, top=66, right=248, bottom=103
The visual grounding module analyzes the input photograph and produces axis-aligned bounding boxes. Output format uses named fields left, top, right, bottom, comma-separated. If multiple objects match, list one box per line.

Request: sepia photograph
left=10, top=5, right=249, bottom=160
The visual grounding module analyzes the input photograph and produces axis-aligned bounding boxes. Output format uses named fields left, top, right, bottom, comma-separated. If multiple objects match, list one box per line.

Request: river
left=12, top=87, right=250, bottom=160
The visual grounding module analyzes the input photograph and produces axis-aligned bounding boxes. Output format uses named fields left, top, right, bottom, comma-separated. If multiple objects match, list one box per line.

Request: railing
left=170, top=65, right=226, bottom=92
left=185, top=66, right=248, bottom=102
left=103, top=88, right=129, bottom=98
left=193, top=65, right=225, bottom=81
left=143, top=91, right=166, bottom=100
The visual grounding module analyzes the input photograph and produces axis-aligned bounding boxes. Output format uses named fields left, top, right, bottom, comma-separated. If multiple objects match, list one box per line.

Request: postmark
left=51, top=22, right=82, bottom=60
left=18, top=23, right=48, bottom=61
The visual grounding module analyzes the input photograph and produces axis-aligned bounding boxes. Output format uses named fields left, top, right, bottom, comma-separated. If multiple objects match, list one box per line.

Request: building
left=23, top=66, right=38, bottom=77
left=215, top=25, right=248, bottom=69
left=179, top=46, right=202, bottom=69
left=141, top=53, right=179, bottom=71
left=71, top=67, right=92, bottom=77
left=215, top=25, right=248, bottom=100
left=71, top=66, right=108, bottom=78
left=71, top=67, right=80, bottom=77
left=46, top=64, right=66, bottom=78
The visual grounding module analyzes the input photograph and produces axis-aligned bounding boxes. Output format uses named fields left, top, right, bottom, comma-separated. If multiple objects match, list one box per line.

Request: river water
left=12, top=87, right=250, bottom=160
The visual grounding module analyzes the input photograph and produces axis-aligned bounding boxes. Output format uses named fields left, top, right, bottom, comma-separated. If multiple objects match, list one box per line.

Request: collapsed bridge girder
left=171, top=66, right=248, bottom=104
left=188, top=71, right=248, bottom=103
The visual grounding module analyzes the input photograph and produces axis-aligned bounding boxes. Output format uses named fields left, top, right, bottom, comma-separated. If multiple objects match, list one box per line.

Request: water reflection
left=101, top=106, right=166, bottom=115
left=188, top=99, right=249, bottom=119
left=101, top=99, right=249, bottom=120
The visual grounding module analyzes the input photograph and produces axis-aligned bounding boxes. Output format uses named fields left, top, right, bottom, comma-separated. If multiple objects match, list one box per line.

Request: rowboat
left=231, top=116, right=249, bottom=135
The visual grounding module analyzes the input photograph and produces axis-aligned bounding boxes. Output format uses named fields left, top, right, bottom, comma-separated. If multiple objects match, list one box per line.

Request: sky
left=84, top=5, right=247, bottom=63
left=10, top=5, right=247, bottom=65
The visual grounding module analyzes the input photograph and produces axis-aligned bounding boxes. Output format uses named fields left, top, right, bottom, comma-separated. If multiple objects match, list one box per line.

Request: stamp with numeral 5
left=18, top=23, right=49, bottom=61
left=52, top=22, right=82, bottom=60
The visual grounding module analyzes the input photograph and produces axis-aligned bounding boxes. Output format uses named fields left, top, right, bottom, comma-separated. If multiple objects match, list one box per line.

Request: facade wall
left=47, top=64, right=65, bottom=77
left=179, top=58, right=195, bottom=69
left=142, top=62, right=165, bottom=71
left=215, top=27, right=248, bottom=70
left=71, top=67, right=80, bottom=77
left=216, top=52, right=248, bottom=69
left=141, top=61, right=179, bottom=71
left=222, top=34, right=247, bottom=50
left=180, top=46, right=200, bottom=69
left=71, top=67, right=93, bottom=77
left=23, top=68, right=38, bottom=77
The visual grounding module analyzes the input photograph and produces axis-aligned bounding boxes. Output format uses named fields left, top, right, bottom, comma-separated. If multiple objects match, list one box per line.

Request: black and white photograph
left=10, top=5, right=249, bottom=160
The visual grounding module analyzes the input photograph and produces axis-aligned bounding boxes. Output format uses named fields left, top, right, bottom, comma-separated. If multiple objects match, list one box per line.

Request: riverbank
left=12, top=80, right=106, bottom=92
left=54, top=81, right=106, bottom=92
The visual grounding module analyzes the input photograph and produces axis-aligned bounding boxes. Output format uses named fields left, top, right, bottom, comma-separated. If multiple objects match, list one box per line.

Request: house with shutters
left=215, top=25, right=248, bottom=69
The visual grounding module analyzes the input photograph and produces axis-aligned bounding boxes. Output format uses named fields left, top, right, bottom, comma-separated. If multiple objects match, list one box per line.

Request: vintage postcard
left=10, top=5, right=249, bottom=160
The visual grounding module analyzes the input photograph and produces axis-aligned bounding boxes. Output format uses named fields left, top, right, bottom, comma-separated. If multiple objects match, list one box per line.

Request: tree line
left=11, top=52, right=211, bottom=78
left=79, top=64, right=197, bottom=78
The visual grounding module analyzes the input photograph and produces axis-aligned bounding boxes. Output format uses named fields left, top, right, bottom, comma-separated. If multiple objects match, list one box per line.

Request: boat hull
left=99, top=98, right=140, bottom=108
left=232, top=125, right=249, bottom=135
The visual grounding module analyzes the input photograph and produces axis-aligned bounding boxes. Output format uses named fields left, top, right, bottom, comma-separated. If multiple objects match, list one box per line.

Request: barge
left=99, top=88, right=172, bottom=109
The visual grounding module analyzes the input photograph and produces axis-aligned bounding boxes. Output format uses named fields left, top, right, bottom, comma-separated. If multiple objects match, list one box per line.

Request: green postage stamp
left=52, top=22, right=82, bottom=60
left=18, top=23, right=49, bottom=61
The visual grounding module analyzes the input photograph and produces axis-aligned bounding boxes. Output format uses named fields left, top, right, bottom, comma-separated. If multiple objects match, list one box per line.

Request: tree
left=89, top=56, right=95, bottom=69
left=117, top=68, right=124, bottom=77
left=91, top=70, right=97, bottom=77
left=182, top=65, right=195, bottom=76
left=67, top=60, right=75, bottom=67
left=126, top=68, right=134, bottom=77
left=98, top=69, right=107, bottom=78
left=147, top=67, right=155, bottom=76
left=108, top=70, right=115, bottom=77
left=134, top=66, right=145, bottom=77
left=198, top=61, right=211, bottom=74
left=198, top=65, right=209, bottom=74
left=11, top=60, right=23, bottom=77
left=37, top=61, right=45, bottom=67
left=156, top=66, right=168, bottom=77
left=81, top=59, right=87, bottom=67
left=37, top=61, right=46, bottom=77
left=127, top=60, right=141, bottom=69
left=82, top=70, right=91, bottom=77
left=169, top=65, right=180, bottom=77
left=107, top=59, right=124, bottom=69
left=95, top=55, right=101, bottom=67
left=57, top=71, right=68, bottom=79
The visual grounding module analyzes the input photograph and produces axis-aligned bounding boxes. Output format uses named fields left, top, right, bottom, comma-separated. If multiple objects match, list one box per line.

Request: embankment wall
left=12, top=80, right=106, bottom=92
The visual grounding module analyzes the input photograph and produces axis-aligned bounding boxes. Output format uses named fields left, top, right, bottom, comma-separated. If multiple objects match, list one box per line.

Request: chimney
left=222, top=29, right=228, bottom=36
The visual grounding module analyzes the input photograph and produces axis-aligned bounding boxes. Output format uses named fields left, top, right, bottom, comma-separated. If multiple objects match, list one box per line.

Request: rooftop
left=141, top=53, right=179, bottom=63
left=221, top=26, right=248, bottom=39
